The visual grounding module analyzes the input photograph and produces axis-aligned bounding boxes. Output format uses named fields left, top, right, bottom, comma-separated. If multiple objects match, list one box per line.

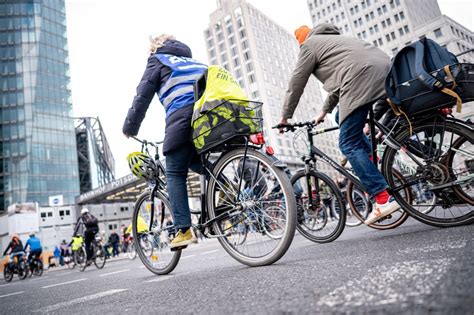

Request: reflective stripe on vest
left=154, top=54, right=208, bottom=118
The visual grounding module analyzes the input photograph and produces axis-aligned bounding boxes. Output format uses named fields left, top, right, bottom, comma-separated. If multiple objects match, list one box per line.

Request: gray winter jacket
left=282, top=24, right=390, bottom=124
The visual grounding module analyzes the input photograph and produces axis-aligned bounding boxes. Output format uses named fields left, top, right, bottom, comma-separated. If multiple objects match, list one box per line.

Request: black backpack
left=83, top=212, right=98, bottom=228
left=384, top=37, right=467, bottom=116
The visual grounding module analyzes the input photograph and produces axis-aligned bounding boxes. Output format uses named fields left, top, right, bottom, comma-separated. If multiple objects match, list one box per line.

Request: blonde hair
left=149, top=34, right=175, bottom=54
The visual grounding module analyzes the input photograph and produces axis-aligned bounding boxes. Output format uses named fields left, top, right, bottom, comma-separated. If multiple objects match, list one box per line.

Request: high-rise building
left=75, top=117, right=115, bottom=194
left=205, top=0, right=341, bottom=173
left=307, top=0, right=474, bottom=62
left=0, top=1, right=79, bottom=213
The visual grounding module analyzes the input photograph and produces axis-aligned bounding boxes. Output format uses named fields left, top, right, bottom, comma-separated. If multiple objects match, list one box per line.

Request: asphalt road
left=0, top=218, right=472, bottom=314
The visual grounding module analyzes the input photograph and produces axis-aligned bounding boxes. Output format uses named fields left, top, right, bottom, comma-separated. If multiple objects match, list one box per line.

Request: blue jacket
left=122, top=40, right=207, bottom=154
left=24, top=236, right=42, bottom=252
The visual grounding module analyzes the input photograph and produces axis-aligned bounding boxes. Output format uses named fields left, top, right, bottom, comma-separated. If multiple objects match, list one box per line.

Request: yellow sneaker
left=170, top=229, right=195, bottom=248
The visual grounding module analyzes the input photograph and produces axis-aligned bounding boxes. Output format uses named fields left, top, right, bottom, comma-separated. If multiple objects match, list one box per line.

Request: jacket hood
left=309, top=23, right=341, bottom=37
left=155, top=39, right=192, bottom=58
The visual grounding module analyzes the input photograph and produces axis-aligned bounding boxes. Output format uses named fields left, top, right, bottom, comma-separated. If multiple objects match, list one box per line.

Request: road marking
left=201, top=249, right=219, bottom=255
left=139, top=265, right=146, bottom=269
left=34, top=289, right=128, bottom=313
left=41, top=278, right=87, bottom=289
left=181, top=255, right=196, bottom=260
left=0, top=291, right=24, bottom=298
left=54, top=271, right=75, bottom=277
left=99, top=269, right=130, bottom=277
left=146, top=276, right=173, bottom=283
left=317, top=258, right=453, bottom=308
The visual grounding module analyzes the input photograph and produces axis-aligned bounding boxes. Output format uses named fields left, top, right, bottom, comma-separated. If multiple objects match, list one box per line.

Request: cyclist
left=277, top=23, right=401, bottom=225
left=73, top=208, right=99, bottom=264
left=122, top=34, right=208, bottom=249
left=24, top=233, right=42, bottom=264
left=2, top=234, right=24, bottom=264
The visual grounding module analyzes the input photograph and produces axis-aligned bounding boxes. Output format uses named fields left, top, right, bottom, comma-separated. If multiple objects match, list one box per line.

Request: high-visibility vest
left=154, top=53, right=208, bottom=118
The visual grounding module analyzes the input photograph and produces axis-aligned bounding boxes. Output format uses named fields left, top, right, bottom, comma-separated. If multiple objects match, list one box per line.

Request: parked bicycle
left=129, top=102, right=296, bottom=275
left=3, top=255, right=27, bottom=282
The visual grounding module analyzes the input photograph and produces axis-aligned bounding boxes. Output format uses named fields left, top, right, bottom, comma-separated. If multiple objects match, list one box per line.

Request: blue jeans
left=165, top=142, right=202, bottom=230
left=339, top=104, right=388, bottom=197
left=9, top=252, right=24, bottom=263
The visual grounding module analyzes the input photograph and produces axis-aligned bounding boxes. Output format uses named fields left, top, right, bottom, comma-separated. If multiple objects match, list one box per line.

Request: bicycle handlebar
left=130, top=136, right=164, bottom=147
left=271, top=121, right=317, bottom=132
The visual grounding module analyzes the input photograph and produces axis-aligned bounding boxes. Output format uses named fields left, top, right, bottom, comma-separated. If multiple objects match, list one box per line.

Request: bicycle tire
left=94, top=246, right=106, bottom=269
left=207, top=147, right=296, bottom=267
left=75, top=247, right=87, bottom=272
left=132, top=191, right=181, bottom=275
left=18, top=261, right=27, bottom=280
left=382, top=119, right=474, bottom=227
left=346, top=169, right=410, bottom=230
left=33, top=260, right=43, bottom=276
left=291, top=170, right=346, bottom=243
left=3, top=264, right=13, bottom=282
left=332, top=187, right=366, bottom=227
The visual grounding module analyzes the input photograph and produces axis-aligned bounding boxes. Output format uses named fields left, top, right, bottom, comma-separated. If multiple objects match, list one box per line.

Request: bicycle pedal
left=170, top=245, right=187, bottom=252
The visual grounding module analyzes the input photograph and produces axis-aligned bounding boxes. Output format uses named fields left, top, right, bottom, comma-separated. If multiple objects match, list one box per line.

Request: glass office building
left=0, top=0, right=79, bottom=213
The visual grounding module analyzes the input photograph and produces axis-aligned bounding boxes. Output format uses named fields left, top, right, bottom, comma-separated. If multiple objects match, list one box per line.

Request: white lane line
left=54, top=271, right=75, bottom=277
left=181, top=255, right=196, bottom=260
left=201, top=249, right=219, bottom=255
left=0, top=291, right=24, bottom=298
left=41, top=278, right=87, bottom=289
left=34, top=289, right=128, bottom=313
left=146, top=276, right=173, bottom=283
left=99, top=269, right=130, bottom=277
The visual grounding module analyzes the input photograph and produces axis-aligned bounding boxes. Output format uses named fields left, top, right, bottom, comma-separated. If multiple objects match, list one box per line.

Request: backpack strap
left=440, top=64, right=462, bottom=113
left=413, top=39, right=443, bottom=89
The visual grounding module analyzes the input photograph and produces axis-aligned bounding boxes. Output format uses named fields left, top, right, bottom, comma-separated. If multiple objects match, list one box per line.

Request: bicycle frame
left=137, top=136, right=263, bottom=238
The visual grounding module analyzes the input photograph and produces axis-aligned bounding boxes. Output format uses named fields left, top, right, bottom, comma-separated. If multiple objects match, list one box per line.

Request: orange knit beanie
left=294, top=25, right=311, bottom=44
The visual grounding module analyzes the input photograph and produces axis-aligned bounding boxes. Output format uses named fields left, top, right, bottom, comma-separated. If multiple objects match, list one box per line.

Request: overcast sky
left=65, top=0, right=473, bottom=178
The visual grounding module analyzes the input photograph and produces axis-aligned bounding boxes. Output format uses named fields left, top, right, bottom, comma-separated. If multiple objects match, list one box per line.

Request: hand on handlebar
left=312, top=112, right=326, bottom=125
left=275, top=118, right=288, bottom=134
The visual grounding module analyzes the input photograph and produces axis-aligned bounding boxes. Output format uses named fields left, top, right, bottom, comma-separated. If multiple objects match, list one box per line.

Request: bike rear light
left=265, top=146, right=275, bottom=155
left=440, top=108, right=452, bottom=115
left=249, top=133, right=265, bottom=145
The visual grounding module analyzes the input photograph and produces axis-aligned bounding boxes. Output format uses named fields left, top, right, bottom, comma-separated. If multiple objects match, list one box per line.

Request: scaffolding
left=75, top=117, right=115, bottom=194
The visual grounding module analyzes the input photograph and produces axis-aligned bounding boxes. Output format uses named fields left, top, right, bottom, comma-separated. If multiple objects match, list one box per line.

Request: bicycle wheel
left=133, top=191, right=181, bottom=275
left=66, top=256, right=75, bottom=269
left=346, top=168, right=410, bottom=230
left=74, top=247, right=87, bottom=271
left=94, top=246, right=106, bottom=269
left=382, top=119, right=474, bottom=227
left=331, top=187, right=367, bottom=227
left=127, top=243, right=137, bottom=260
left=33, top=260, right=43, bottom=276
left=207, top=147, right=296, bottom=267
left=3, top=264, right=13, bottom=282
left=18, top=261, right=27, bottom=280
left=291, top=170, right=346, bottom=242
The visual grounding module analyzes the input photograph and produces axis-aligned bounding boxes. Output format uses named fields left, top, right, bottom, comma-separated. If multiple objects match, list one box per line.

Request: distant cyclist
left=2, top=234, right=24, bottom=263
left=73, top=208, right=99, bottom=264
left=24, top=233, right=42, bottom=263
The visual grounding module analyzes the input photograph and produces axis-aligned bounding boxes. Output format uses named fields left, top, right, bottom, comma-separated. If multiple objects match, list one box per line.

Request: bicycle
left=130, top=101, right=296, bottom=275
left=3, top=254, right=27, bottom=282
left=74, top=235, right=106, bottom=272
left=277, top=102, right=473, bottom=228
left=26, top=253, right=43, bottom=277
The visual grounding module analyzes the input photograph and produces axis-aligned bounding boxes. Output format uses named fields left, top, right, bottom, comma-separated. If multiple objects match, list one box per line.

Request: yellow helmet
left=127, top=152, right=158, bottom=181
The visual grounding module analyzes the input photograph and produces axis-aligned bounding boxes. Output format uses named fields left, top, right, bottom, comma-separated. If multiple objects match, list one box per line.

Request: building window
left=47, top=212, right=53, bottom=217
left=373, top=40, right=378, bottom=47
left=404, top=25, right=409, bottom=33
left=392, top=48, right=398, bottom=55
left=41, top=213, right=46, bottom=218
left=66, top=210, right=70, bottom=216
left=399, top=11, right=405, bottom=20
left=399, top=28, right=404, bottom=36
left=374, top=24, right=379, bottom=32
left=248, top=73, right=255, bottom=83
left=243, top=51, right=251, bottom=61
left=377, top=7, right=382, bottom=15
left=381, top=20, right=386, bottom=28
left=59, top=210, right=64, bottom=216
left=378, top=38, right=383, bottom=45
left=385, top=34, right=391, bottom=42
left=382, top=5, right=387, bottom=13
left=239, top=29, right=246, bottom=39
left=386, top=18, right=391, bottom=26
left=434, top=28, right=443, bottom=38
left=394, top=13, right=400, bottom=22
left=251, top=91, right=259, bottom=99
left=391, top=31, right=396, bottom=40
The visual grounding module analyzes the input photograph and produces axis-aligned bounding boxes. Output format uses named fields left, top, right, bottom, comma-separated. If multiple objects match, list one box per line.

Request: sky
left=65, top=0, right=473, bottom=179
